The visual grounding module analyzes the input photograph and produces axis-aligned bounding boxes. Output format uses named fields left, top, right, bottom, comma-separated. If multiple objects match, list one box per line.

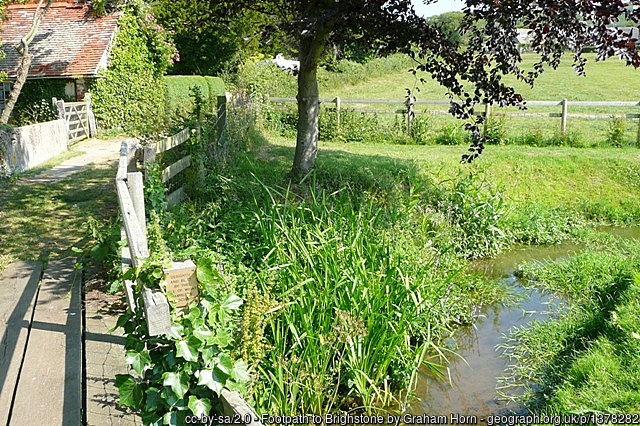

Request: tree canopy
left=212, top=0, right=640, bottom=174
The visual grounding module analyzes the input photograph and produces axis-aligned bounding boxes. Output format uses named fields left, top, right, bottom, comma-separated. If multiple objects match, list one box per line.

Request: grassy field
left=267, top=135, right=640, bottom=221
left=259, top=53, right=640, bottom=146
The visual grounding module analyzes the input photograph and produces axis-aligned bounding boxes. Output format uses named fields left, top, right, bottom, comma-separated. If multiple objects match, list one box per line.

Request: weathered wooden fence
left=52, top=93, right=97, bottom=143
left=142, top=128, right=192, bottom=207
left=115, top=135, right=262, bottom=425
left=269, top=96, right=640, bottom=142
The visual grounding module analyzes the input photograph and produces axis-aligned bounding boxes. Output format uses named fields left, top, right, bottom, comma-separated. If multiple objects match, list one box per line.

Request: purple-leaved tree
left=220, top=0, right=640, bottom=174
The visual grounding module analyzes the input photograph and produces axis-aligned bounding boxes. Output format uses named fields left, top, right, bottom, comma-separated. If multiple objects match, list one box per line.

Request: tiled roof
left=0, top=2, right=121, bottom=78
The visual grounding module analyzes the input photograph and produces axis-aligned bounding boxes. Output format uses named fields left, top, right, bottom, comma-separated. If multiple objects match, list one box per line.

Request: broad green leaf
left=162, top=371, right=189, bottom=398
left=232, top=360, right=250, bottom=382
left=195, top=369, right=223, bottom=394
left=185, top=307, right=202, bottom=322
left=163, top=411, right=178, bottom=425
left=188, top=395, right=211, bottom=417
left=212, top=329, right=232, bottom=348
left=192, top=325, right=213, bottom=343
left=197, top=258, right=223, bottom=297
left=152, top=268, right=164, bottom=279
left=145, top=387, right=162, bottom=412
left=115, top=374, right=144, bottom=408
left=125, top=350, right=151, bottom=376
left=141, top=412, right=162, bottom=426
left=221, top=294, right=243, bottom=311
left=216, top=353, right=233, bottom=376
left=176, top=337, right=200, bottom=362
left=166, top=323, right=184, bottom=340
left=201, top=346, right=218, bottom=367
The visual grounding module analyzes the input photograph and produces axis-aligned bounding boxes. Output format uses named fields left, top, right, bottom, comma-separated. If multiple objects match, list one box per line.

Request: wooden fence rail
left=268, top=96, right=640, bottom=142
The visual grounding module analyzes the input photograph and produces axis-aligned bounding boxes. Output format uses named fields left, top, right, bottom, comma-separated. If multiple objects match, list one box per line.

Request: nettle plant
left=114, top=257, right=249, bottom=425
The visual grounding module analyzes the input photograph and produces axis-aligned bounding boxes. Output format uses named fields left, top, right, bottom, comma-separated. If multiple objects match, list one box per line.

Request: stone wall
left=0, top=119, right=68, bottom=175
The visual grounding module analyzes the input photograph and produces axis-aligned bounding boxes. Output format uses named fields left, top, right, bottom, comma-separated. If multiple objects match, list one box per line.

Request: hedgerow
left=90, top=4, right=176, bottom=136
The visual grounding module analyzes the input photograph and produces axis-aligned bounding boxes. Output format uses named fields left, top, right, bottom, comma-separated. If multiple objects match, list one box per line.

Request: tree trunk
left=0, top=0, right=53, bottom=124
left=292, top=31, right=329, bottom=177
left=0, top=53, right=32, bottom=124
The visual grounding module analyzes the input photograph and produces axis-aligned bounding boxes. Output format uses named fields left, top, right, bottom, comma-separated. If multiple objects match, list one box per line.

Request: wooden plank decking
left=0, top=259, right=139, bottom=425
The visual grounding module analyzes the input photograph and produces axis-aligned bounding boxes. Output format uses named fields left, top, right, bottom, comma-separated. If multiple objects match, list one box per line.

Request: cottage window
left=0, top=82, right=12, bottom=108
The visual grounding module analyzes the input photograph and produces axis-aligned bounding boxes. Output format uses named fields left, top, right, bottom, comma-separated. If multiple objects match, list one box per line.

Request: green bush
left=434, top=123, right=468, bottom=145
left=90, top=8, right=176, bottom=136
left=165, top=76, right=226, bottom=119
left=236, top=61, right=297, bottom=99
left=431, top=171, right=510, bottom=258
left=12, top=79, right=69, bottom=126
left=605, top=116, right=626, bottom=147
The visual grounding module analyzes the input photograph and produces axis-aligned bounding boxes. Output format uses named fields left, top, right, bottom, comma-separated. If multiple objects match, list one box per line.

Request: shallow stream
left=410, top=226, right=640, bottom=417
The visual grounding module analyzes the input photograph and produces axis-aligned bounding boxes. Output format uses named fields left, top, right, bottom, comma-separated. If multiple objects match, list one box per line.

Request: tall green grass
left=248, top=182, right=503, bottom=413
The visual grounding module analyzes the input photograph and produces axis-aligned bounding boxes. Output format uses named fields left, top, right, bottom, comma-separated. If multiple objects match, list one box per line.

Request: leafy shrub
left=115, top=257, right=249, bottom=424
left=432, top=171, right=510, bottom=258
left=261, top=104, right=298, bottom=137
left=410, top=115, right=431, bottom=145
left=605, top=116, right=626, bottom=147
left=547, top=131, right=586, bottom=148
left=236, top=61, right=297, bottom=99
left=483, top=115, right=506, bottom=145
left=12, top=79, right=69, bottom=126
left=434, top=123, right=467, bottom=145
left=91, top=8, right=176, bottom=135
left=507, top=204, right=585, bottom=245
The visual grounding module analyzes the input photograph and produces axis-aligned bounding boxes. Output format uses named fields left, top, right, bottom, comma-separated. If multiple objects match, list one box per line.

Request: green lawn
left=267, top=135, right=640, bottom=216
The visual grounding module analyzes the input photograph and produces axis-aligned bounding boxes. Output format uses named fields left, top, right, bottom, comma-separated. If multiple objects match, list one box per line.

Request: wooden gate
left=52, top=94, right=97, bottom=143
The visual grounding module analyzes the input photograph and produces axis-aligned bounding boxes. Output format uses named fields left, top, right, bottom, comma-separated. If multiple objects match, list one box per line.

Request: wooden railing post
left=52, top=97, right=65, bottom=120
left=636, top=101, right=640, bottom=147
left=334, top=96, right=341, bottom=134
left=84, top=93, right=98, bottom=138
left=561, top=98, right=568, bottom=135
left=217, top=93, right=230, bottom=143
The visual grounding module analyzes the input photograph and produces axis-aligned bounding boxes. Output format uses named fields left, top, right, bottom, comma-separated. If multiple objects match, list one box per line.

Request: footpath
left=0, top=138, right=140, bottom=425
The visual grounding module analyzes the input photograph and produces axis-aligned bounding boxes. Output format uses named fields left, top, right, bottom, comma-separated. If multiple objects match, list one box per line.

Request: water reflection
left=411, top=241, right=583, bottom=416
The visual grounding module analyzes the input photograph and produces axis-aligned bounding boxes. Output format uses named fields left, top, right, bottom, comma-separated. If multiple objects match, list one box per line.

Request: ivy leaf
left=188, top=395, right=212, bottom=417
left=216, top=353, right=233, bottom=376
left=140, top=412, right=163, bottom=426
left=197, top=257, right=223, bottom=297
left=163, top=371, right=190, bottom=398
left=115, top=374, right=144, bottom=409
left=195, top=369, right=224, bottom=394
left=152, top=268, right=164, bottom=279
left=125, top=350, right=151, bottom=375
left=145, top=387, right=162, bottom=412
left=166, top=323, right=184, bottom=340
left=176, top=337, right=200, bottom=362
left=211, top=329, right=232, bottom=348
left=192, top=324, right=213, bottom=343
left=232, top=360, right=250, bottom=382
left=163, top=412, right=178, bottom=425
left=221, top=294, right=243, bottom=311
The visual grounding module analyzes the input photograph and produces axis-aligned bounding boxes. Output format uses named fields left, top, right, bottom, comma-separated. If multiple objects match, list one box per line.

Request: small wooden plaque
left=164, top=260, right=198, bottom=308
